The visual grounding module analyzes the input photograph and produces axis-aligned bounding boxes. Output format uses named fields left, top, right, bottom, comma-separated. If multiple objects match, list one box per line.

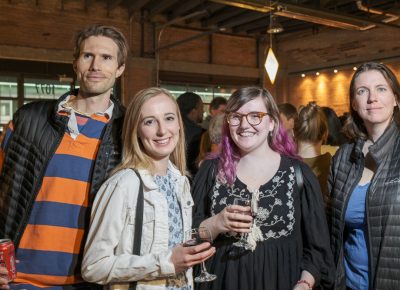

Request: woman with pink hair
left=192, top=87, right=334, bottom=290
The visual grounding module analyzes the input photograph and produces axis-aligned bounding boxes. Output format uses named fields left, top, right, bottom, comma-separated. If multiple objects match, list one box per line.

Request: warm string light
left=297, top=66, right=359, bottom=77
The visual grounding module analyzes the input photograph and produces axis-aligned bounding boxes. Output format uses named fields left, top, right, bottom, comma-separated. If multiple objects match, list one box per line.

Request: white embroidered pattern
left=211, top=166, right=296, bottom=248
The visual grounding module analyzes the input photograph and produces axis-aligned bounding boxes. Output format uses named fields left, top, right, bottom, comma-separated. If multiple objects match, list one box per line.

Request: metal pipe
left=356, top=0, right=399, bottom=23
left=155, top=9, right=209, bottom=86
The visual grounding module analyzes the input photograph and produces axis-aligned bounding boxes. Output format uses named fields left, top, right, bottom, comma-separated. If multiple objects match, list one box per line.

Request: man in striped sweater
left=0, top=24, right=127, bottom=290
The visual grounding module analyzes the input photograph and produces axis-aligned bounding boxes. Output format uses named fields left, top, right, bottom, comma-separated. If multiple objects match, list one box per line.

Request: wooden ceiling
left=102, top=0, right=400, bottom=36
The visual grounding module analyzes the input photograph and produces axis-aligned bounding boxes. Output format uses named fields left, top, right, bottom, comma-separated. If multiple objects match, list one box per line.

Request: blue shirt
left=344, top=182, right=370, bottom=290
left=154, top=171, right=190, bottom=290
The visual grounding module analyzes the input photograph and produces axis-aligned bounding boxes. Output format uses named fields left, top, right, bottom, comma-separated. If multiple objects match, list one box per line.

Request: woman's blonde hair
left=114, top=87, right=187, bottom=175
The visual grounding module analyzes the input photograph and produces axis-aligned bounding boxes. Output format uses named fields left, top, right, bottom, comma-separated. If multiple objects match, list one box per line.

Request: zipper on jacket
left=365, top=164, right=379, bottom=290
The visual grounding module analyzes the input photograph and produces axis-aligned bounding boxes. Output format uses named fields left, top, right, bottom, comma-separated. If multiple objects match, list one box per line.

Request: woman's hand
left=198, top=204, right=253, bottom=242
left=293, top=283, right=311, bottom=290
left=292, top=271, right=314, bottom=290
left=215, top=204, right=253, bottom=234
left=0, top=266, right=10, bottom=290
left=170, top=242, right=216, bottom=274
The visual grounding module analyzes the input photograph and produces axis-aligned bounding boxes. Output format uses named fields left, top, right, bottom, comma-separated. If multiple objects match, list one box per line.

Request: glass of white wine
left=184, top=227, right=217, bottom=283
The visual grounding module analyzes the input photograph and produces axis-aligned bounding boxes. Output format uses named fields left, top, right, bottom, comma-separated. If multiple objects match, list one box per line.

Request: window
left=0, top=76, right=18, bottom=125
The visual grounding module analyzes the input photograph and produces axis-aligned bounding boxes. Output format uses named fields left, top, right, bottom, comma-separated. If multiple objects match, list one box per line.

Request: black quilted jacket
left=329, top=122, right=400, bottom=290
left=0, top=91, right=124, bottom=247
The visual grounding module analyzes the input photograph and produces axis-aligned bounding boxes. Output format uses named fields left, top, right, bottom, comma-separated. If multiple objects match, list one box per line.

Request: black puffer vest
left=0, top=91, right=124, bottom=246
left=329, top=122, right=400, bottom=290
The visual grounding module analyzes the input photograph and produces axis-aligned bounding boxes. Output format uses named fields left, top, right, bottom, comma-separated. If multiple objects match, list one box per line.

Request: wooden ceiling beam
left=147, top=0, right=180, bottom=17
left=219, top=11, right=265, bottom=28
left=170, top=0, right=204, bottom=18
left=204, top=7, right=244, bottom=25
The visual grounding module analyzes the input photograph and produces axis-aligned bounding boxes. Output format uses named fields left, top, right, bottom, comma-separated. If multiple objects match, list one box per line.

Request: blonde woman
left=82, top=87, right=215, bottom=289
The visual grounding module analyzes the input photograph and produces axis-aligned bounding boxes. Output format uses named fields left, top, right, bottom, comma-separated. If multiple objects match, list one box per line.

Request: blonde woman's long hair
left=114, top=87, right=187, bottom=175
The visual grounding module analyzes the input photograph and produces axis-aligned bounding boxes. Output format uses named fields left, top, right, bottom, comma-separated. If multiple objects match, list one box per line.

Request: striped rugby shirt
left=1, top=96, right=113, bottom=290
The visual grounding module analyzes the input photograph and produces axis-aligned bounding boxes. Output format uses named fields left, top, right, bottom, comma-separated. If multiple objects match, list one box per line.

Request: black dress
left=192, top=156, right=334, bottom=290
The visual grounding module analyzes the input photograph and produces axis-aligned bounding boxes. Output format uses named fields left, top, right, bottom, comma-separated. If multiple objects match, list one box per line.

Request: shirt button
left=187, top=201, right=191, bottom=205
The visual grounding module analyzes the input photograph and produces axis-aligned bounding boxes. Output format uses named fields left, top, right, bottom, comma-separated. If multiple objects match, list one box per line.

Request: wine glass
left=232, top=197, right=252, bottom=250
left=184, top=227, right=217, bottom=283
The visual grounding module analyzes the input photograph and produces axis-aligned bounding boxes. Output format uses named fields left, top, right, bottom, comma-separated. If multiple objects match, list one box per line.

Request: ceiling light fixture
left=264, top=4, right=280, bottom=84
left=267, top=15, right=284, bottom=34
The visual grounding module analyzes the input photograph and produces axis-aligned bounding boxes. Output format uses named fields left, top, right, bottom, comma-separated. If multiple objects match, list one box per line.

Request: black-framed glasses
left=227, top=111, right=269, bottom=126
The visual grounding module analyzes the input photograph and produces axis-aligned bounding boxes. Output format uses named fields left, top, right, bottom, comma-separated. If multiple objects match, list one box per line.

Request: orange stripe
left=91, top=114, right=109, bottom=123
left=37, top=177, right=90, bottom=206
left=19, top=225, right=84, bottom=254
left=15, top=272, right=83, bottom=287
left=56, top=133, right=101, bottom=160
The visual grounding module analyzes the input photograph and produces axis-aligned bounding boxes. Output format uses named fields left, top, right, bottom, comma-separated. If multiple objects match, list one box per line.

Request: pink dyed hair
left=215, top=87, right=299, bottom=185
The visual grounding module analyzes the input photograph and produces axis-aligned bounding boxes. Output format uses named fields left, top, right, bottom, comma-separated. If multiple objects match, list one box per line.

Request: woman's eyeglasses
left=227, top=112, right=269, bottom=126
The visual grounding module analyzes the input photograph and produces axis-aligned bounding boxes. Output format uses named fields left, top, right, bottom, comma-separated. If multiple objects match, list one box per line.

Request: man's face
left=210, top=104, right=226, bottom=117
left=195, top=100, right=204, bottom=123
left=73, top=36, right=125, bottom=99
left=280, top=113, right=294, bottom=133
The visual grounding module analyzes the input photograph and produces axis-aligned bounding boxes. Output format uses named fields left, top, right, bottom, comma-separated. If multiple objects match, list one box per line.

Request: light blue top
left=155, top=171, right=190, bottom=290
left=344, top=182, right=370, bottom=290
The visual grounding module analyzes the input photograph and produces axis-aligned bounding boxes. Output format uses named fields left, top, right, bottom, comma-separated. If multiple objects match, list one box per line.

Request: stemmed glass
left=184, top=227, right=217, bottom=283
left=232, top=197, right=252, bottom=250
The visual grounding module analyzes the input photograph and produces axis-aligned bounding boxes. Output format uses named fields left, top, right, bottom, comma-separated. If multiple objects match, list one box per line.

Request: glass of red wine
left=232, top=197, right=252, bottom=250
left=184, top=227, right=217, bottom=283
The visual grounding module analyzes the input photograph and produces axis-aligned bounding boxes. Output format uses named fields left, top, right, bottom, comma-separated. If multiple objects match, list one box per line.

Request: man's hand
left=0, top=266, right=10, bottom=290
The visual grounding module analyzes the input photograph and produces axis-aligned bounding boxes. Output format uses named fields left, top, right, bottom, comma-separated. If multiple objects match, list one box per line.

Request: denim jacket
left=82, top=161, right=194, bottom=290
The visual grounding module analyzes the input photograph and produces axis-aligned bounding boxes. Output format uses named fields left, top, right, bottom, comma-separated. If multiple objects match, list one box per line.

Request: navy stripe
left=79, top=118, right=106, bottom=139
left=16, top=249, right=81, bottom=277
left=28, top=201, right=88, bottom=228
left=45, top=155, right=93, bottom=182
left=1, top=127, right=12, bottom=149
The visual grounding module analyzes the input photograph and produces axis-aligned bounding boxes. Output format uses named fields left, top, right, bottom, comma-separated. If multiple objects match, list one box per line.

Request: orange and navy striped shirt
left=2, top=99, right=112, bottom=290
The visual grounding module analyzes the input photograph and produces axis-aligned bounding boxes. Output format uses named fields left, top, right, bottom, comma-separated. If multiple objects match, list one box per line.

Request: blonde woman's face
left=138, top=94, right=180, bottom=162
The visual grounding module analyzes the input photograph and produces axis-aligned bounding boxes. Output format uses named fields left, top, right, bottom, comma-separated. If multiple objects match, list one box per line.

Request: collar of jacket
left=51, top=89, right=125, bottom=125
left=351, top=121, right=399, bottom=165
left=137, top=160, right=184, bottom=190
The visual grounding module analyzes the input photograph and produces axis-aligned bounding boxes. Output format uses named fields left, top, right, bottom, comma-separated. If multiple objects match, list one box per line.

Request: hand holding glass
left=184, top=227, right=217, bottom=283
left=232, top=197, right=252, bottom=250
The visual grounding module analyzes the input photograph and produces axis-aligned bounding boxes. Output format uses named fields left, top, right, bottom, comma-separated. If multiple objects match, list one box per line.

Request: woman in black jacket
left=329, top=62, right=400, bottom=290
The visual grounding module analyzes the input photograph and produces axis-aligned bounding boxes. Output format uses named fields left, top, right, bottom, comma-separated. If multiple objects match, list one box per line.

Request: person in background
left=197, top=113, right=225, bottom=167
left=321, top=106, right=346, bottom=155
left=82, top=87, right=215, bottom=289
left=177, top=92, right=204, bottom=176
left=201, top=97, right=227, bottom=130
left=197, top=97, right=227, bottom=166
left=330, top=62, right=400, bottom=290
left=192, top=87, right=334, bottom=290
left=338, top=112, right=350, bottom=127
left=278, top=102, right=298, bottom=139
left=294, top=102, right=331, bottom=211
left=0, top=24, right=127, bottom=290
